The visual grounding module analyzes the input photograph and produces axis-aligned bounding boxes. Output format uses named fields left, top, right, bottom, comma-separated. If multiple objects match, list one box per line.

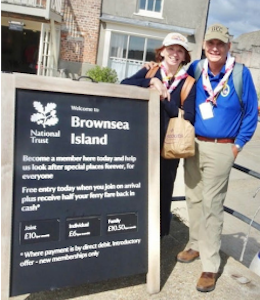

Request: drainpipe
left=205, top=0, right=211, bottom=35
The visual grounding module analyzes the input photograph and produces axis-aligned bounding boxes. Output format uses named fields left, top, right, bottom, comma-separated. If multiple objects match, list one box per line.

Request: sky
left=207, top=0, right=260, bottom=38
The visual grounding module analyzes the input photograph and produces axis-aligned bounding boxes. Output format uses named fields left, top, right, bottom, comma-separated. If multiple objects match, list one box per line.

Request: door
left=37, top=21, right=60, bottom=76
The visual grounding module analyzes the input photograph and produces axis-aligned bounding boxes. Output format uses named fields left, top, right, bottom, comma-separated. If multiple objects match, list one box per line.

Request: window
left=137, top=0, right=163, bottom=18
left=108, top=32, right=162, bottom=81
left=139, top=0, right=162, bottom=12
left=145, top=39, right=161, bottom=61
left=128, top=36, right=145, bottom=61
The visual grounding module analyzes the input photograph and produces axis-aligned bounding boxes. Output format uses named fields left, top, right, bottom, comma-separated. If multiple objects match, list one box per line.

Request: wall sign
left=10, top=89, right=149, bottom=296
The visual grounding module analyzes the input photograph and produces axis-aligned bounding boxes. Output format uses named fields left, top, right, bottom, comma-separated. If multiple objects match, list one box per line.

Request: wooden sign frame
left=1, top=73, right=160, bottom=299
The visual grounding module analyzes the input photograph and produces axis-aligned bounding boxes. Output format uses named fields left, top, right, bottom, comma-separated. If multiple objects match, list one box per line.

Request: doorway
left=1, top=26, right=40, bottom=74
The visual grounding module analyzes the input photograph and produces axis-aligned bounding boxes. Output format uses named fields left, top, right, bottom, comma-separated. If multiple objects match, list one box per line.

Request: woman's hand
left=143, top=61, right=158, bottom=70
left=150, top=78, right=170, bottom=101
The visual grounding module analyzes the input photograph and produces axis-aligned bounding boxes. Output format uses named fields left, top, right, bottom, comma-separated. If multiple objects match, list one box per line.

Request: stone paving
left=14, top=215, right=260, bottom=300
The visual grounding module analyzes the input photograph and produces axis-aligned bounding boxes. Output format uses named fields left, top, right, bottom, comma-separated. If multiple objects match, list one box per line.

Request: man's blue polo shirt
left=188, top=60, right=258, bottom=148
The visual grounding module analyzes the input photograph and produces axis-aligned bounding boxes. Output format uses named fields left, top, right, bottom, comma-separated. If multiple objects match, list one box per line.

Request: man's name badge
left=199, top=102, right=214, bottom=120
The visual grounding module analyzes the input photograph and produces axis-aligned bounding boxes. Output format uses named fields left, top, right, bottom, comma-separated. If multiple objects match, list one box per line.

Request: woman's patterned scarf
left=160, top=61, right=187, bottom=94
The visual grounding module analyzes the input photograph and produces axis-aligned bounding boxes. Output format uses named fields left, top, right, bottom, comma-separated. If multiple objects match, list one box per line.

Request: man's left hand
left=232, top=145, right=239, bottom=159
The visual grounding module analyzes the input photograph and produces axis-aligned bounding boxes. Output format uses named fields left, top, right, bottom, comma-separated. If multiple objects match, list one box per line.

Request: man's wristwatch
left=235, top=144, right=242, bottom=152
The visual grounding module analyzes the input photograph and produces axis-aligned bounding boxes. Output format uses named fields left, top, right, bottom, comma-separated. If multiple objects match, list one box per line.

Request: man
left=177, top=24, right=258, bottom=292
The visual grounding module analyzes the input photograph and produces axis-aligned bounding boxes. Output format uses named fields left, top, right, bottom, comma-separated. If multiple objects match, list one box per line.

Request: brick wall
left=60, top=0, right=102, bottom=64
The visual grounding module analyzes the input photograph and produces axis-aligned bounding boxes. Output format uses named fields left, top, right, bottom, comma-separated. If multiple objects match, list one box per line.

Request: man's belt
left=196, top=136, right=235, bottom=144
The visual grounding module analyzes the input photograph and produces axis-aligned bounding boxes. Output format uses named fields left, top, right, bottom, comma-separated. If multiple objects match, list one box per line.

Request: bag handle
left=180, top=75, right=195, bottom=107
left=145, top=65, right=160, bottom=78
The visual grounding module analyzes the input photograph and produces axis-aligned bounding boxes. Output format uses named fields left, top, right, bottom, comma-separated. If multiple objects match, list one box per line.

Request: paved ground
left=13, top=216, right=260, bottom=300
left=12, top=125, right=260, bottom=300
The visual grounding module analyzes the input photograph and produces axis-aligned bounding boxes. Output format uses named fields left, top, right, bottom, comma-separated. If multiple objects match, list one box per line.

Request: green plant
left=86, top=65, right=118, bottom=83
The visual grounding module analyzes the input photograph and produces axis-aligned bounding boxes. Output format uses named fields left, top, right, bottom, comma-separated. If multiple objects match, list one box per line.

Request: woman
left=121, top=32, right=196, bottom=237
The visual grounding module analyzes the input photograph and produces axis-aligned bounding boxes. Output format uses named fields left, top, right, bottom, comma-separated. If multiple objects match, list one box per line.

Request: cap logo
left=171, top=34, right=186, bottom=42
left=211, top=26, right=224, bottom=33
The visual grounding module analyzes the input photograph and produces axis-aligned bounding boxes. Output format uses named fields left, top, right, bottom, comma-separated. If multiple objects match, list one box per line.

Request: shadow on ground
left=24, top=215, right=229, bottom=300
left=221, top=232, right=260, bottom=267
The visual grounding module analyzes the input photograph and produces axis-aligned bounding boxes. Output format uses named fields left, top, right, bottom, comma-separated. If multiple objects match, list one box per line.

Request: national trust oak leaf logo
left=30, top=101, right=59, bottom=128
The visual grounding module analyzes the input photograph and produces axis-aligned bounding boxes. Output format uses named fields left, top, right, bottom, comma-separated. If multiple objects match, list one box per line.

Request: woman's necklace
left=165, top=64, right=182, bottom=82
left=168, top=65, right=182, bottom=84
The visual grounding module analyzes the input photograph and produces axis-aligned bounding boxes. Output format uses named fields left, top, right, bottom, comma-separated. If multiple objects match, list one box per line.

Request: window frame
left=108, top=31, right=162, bottom=81
left=136, top=0, right=164, bottom=19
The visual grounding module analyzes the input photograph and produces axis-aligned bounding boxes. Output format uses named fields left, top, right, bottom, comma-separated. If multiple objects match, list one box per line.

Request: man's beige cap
left=205, top=23, right=230, bottom=43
